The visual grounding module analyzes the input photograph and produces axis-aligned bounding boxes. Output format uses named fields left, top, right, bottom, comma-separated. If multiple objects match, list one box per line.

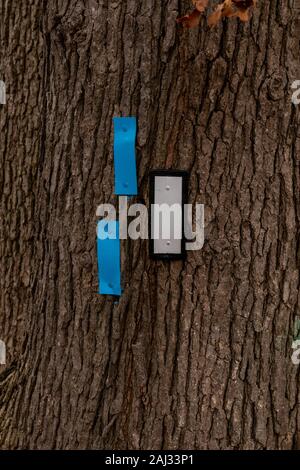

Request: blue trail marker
left=113, top=117, right=138, bottom=195
left=97, top=220, right=122, bottom=296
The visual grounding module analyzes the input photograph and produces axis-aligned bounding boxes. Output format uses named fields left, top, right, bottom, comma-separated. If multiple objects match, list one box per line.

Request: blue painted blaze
left=97, top=220, right=122, bottom=296
left=113, top=117, right=138, bottom=196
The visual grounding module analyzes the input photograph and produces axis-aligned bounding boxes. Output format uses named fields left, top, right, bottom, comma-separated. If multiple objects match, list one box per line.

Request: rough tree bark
left=0, top=0, right=300, bottom=450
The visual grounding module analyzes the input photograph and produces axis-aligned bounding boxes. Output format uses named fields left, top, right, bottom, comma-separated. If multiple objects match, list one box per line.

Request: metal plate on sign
left=149, top=170, right=188, bottom=260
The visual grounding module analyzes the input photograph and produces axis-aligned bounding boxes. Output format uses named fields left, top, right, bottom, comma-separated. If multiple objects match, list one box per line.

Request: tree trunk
left=1, top=0, right=300, bottom=450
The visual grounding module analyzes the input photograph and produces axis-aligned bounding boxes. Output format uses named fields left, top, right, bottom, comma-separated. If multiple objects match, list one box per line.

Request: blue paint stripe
left=97, top=220, right=122, bottom=296
left=113, top=117, right=138, bottom=195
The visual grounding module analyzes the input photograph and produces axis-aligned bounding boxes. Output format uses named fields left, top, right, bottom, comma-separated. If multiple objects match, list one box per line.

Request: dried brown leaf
left=177, top=0, right=208, bottom=29
left=193, top=0, right=209, bottom=12
left=176, top=9, right=202, bottom=28
left=235, top=9, right=250, bottom=21
left=207, top=6, right=223, bottom=26
left=208, top=0, right=256, bottom=27
left=177, top=0, right=257, bottom=29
